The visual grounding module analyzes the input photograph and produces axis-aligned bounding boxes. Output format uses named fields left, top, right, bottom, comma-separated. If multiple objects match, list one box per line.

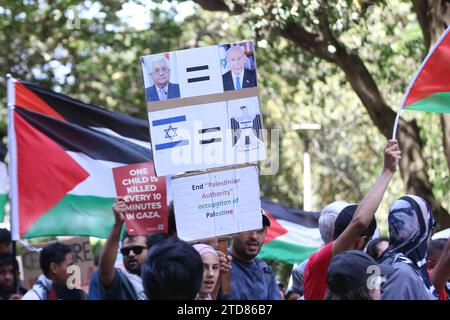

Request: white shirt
left=156, top=84, right=169, bottom=101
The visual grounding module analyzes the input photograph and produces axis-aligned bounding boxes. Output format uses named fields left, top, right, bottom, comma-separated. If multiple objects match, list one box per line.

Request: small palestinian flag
left=8, top=78, right=154, bottom=239
left=258, top=198, right=322, bottom=264
left=401, top=26, right=450, bottom=113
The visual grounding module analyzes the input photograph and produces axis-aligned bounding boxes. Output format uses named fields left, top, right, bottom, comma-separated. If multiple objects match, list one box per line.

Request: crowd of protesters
left=0, top=139, right=449, bottom=300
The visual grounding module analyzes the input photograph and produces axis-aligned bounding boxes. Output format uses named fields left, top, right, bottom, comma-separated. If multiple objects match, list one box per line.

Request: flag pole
left=6, top=74, right=19, bottom=294
left=391, top=108, right=402, bottom=140
left=6, top=74, right=19, bottom=241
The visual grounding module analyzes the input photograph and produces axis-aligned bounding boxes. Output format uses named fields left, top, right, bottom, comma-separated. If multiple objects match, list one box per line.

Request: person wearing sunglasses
left=88, top=198, right=165, bottom=300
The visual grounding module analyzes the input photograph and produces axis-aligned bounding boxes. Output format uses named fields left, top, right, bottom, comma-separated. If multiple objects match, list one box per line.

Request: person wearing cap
left=217, top=210, right=281, bottom=300
left=193, top=244, right=220, bottom=300
left=291, top=200, right=351, bottom=297
left=325, top=250, right=394, bottom=300
left=303, top=139, right=401, bottom=300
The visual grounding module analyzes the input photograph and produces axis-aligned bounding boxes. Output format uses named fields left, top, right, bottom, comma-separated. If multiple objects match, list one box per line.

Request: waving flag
left=400, top=26, right=450, bottom=114
left=258, top=198, right=322, bottom=264
left=7, top=78, right=153, bottom=239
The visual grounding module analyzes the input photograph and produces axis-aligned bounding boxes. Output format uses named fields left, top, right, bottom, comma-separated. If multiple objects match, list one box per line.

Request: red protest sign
left=113, top=162, right=168, bottom=235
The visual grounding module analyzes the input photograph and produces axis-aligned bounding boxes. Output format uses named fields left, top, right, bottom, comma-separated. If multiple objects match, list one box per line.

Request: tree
left=191, top=0, right=450, bottom=229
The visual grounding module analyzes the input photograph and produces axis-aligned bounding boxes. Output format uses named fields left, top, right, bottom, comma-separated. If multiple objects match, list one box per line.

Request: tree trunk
left=442, top=115, right=450, bottom=170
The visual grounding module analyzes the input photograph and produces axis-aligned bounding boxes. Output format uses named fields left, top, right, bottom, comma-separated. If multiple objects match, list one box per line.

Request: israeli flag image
left=152, top=115, right=190, bottom=150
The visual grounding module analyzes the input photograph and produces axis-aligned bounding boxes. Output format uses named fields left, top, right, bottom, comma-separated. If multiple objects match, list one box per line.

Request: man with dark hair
left=303, top=139, right=401, bottom=300
left=366, top=237, right=389, bottom=261
left=141, top=236, right=203, bottom=299
left=0, top=228, right=12, bottom=255
left=426, top=238, right=449, bottom=300
left=88, top=198, right=166, bottom=300
left=218, top=211, right=281, bottom=300
left=0, top=254, right=26, bottom=300
left=22, top=242, right=85, bottom=300
left=427, top=239, right=447, bottom=270
left=431, top=237, right=450, bottom=300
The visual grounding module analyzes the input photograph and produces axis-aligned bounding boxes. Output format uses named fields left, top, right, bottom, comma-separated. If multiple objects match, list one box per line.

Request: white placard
left=149, top=102, right=230, bottom=176
left=141, top=41, right=266, bottom=176
left=171, top=166, right=262, bottom=241
left=176, top=46, right=224, bottom=98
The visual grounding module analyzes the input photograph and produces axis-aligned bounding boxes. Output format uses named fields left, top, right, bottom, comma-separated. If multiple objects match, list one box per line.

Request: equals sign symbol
left=186, top=65, right=210, bottom=83
left=199, top=127, right=222, bottom=144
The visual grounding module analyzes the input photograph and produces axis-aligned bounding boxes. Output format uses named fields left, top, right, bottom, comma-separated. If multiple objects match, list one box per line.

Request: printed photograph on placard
left=141, top=52, right=180, bottom=103
left=227, top=96, right=266, bottom=162
left=219, top=41, right=257, bottom=92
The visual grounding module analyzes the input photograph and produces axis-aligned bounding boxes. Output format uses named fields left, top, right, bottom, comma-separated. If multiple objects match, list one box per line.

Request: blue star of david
left=164, top=125, right=178, bottom=141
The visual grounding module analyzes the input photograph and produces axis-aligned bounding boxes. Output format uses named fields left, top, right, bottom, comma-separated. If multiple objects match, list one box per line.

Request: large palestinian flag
left=401, top=26, right=450, bottom=113
left=258, top=198, right=322, bottom=264
left=7, top=78, right=153, bottom=239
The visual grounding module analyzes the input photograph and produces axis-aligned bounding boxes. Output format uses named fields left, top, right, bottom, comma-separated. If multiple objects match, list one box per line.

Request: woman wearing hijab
left=380, top=195, right=437, bottom=300
left=193, top=244, right=220, bottom=300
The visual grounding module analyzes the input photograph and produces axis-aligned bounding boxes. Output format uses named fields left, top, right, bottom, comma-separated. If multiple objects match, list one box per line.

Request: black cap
left=261, top=209, right=271, bottom=227
left=332, top=205, right=377, bottom=240
left=327, top=250, right=394, bottom=293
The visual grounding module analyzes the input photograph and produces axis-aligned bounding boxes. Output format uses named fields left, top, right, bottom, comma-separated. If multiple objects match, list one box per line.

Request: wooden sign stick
left=218, top=238, right=231, bottom=295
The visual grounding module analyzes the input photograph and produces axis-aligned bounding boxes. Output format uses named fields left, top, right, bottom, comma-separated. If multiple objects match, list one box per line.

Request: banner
left=171, top=165, right=262, bottom=242
left=141, top=41, right=266, bottom=176
left=113, top=162, right=167, bottom=235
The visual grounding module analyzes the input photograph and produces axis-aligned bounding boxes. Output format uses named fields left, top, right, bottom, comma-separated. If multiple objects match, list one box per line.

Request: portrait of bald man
left=145, top=58, right=180, bottom=103
left=222, top=46, right=257, bottom=91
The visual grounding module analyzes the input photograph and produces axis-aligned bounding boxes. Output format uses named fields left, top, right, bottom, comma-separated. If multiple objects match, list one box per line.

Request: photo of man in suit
left=145, top=58, right=180, bottom=102
left=222, top=46, right=257, bottom=91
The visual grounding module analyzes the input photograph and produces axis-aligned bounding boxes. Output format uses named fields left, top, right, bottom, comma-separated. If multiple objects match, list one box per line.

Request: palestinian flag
left=401, top=26, right=450, bottom=113
left=0, top=143, right=7, bottom=223
left=7, top=78, right=153, bottom=239
left=258, top=198, right=322, bottom=264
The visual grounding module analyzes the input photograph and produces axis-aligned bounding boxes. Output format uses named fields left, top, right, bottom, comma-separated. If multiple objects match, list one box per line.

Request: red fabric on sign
left=112, top=162, right=167, bottom=235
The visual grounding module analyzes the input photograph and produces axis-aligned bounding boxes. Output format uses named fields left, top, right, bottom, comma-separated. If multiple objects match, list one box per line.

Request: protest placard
left=171, top=165, right=262, bottom=242
left=141, top=40, right=266, bottom=176
left=20, top=237, right=95, bottom=291
left=113, top=162, right=168, bottom=235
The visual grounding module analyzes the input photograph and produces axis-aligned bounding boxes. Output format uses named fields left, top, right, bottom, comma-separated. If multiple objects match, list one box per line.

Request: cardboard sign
left=141, top=41, right=266, bottom=176
left=20, top=237, right=95, bottom=291
left=171, top=165, right=262, bottom=242
left=113, top=162, right=168, bottom=235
